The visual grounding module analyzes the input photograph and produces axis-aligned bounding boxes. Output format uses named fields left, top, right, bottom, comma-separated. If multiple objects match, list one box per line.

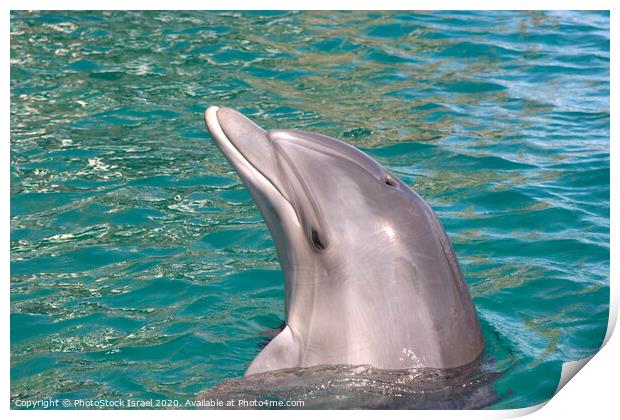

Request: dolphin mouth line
left=204, top=106, right=295, bottom=212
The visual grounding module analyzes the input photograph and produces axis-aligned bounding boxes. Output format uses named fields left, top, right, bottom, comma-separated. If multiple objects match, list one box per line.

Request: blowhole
left=384, top=176, right=398, bottom=187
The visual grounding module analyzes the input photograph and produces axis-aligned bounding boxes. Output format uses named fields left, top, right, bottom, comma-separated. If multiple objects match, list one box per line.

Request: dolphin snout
left=204, top=106, right=294, bottom=207
left=205, top=106, right=278, bottom=174
left=214, top=107, right=267, bottom=145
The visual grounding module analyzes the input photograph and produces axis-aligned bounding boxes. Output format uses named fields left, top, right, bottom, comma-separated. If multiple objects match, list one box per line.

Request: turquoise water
left=10, top=10, right=609, bottom=409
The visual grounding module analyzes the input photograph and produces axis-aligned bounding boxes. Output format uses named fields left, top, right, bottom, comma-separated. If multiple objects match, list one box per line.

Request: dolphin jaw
left=205, top=106, right=317, bottom=326
left=204, top=104, right=309, bottom=249
left=204, top=106, right=293, bottom=216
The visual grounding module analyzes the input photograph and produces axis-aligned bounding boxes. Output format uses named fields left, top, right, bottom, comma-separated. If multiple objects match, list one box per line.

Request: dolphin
left=203, top=106, right=484, bottom=376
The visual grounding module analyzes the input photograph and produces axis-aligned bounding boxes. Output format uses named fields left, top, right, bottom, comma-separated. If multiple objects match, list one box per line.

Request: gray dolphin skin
left=204, top=106, right=484, bottom=377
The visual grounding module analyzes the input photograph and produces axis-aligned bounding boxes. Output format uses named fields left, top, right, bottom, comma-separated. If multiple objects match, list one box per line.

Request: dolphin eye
left=311, top=229, right=326, bottom=251
left=384, top=175, right=398, bottom=187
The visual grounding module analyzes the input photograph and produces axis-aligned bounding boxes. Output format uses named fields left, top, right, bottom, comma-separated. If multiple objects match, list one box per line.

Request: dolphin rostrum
left=204, top=106, right=484, bottom=376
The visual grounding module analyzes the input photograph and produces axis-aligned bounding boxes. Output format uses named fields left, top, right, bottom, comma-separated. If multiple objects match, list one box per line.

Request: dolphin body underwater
left=203, top=106, right=484, bottom=377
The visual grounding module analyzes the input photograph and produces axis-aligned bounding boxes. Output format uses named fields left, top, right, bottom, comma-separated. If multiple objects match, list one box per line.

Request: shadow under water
left=197, top=357, right=501, bottom=409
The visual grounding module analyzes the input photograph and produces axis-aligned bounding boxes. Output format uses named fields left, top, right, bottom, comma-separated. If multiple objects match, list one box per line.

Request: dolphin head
left=204, top=106, right=419, bottom=284
left=204, top=106, right=483, bottom=370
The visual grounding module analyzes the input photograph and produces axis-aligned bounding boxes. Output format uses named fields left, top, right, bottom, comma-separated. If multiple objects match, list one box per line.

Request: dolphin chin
left=203, top=106, right=485, bottom=377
